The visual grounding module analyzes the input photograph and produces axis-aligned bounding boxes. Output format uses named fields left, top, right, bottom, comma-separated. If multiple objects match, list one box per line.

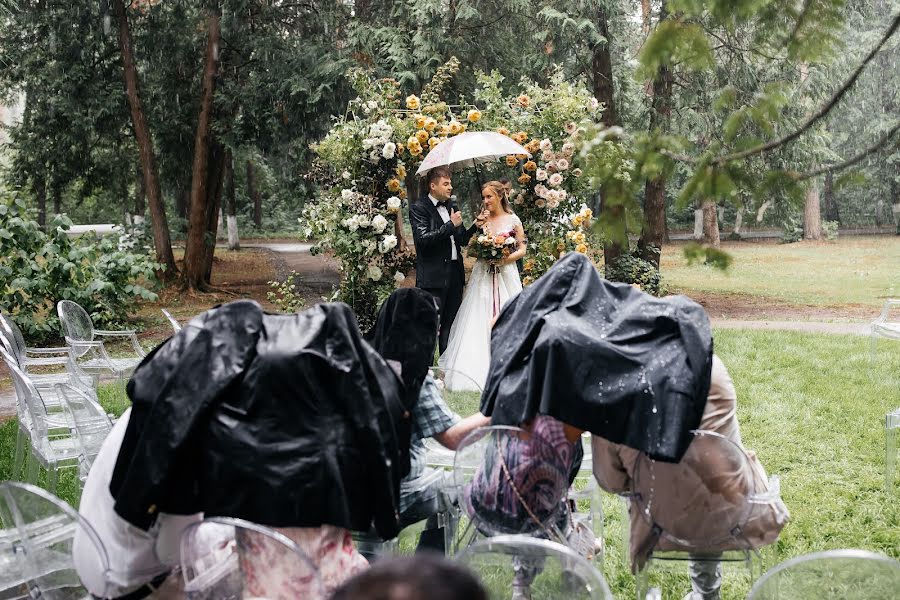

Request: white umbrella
left=414, top=131, right=531, bottom=176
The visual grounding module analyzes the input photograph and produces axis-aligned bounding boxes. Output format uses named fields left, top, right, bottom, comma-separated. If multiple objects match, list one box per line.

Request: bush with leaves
left=604, top=253, right=664, bottom=297
left=0, top=197, right=161, bottom=340
left=266, top=271, right=306, bottom=314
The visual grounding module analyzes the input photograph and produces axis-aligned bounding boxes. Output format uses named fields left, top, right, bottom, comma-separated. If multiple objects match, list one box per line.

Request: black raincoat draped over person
left=110, top=300, right=411, bottom=539
left=367, top=288, right=440, bottom=411
left=481, top=252, right=713, bottom=463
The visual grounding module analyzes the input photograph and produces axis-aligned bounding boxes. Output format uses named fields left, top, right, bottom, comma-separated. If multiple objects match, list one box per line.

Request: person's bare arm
left=501, top=221, right=527, bottom=265
left=433, top=412, right=491, bottom=450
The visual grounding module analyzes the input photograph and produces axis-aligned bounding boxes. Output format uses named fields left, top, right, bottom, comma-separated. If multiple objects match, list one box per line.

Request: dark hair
left=426, top=166, right=452, bottom=188
left=330, top=555, right=487, bottom=600
left=481, top=180, right=513, bottom=214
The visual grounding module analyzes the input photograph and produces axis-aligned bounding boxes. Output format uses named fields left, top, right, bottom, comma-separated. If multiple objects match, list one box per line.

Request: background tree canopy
left=0, top=0, right=896, bottom=288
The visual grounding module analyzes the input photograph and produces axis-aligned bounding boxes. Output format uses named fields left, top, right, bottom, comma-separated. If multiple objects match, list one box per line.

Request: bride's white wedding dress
left=438, top=215, right=524, bottom=391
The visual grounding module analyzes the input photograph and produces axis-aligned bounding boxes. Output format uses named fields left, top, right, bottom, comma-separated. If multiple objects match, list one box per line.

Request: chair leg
left=634, top=562, right=651, bottom=600
left=887, top=412, right=897, bottom=494
left=13, top=428, right=26, bottom=478
left=25, top=448, right=39, bottom=484
left=48, top=464, right=59, bottom=494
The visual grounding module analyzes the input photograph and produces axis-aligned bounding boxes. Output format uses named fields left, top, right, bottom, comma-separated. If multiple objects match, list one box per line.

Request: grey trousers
left=688, top=558, right=723, bottom=600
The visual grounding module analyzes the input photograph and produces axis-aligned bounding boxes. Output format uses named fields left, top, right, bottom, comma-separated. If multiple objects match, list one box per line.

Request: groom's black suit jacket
left=409, top=195, right=478, bottom=289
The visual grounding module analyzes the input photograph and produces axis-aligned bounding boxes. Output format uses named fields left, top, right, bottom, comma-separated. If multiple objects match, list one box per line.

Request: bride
left=439, top=180, right=526, bottom=390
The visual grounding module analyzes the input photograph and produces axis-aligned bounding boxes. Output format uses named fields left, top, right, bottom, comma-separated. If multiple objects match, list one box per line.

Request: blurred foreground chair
left=456, top=534, right=614, bottom=600
left=870, top=298, right=900, bottom=360
left=746, top=549, right=900, bottom=600
left=161, top=308, right=182, bottom=333
left=180, top=516, right=323, bottom=600
left=56, top=300, right=145, bottom=383
left=628, top=430, right=786, bottom=600
left=0, top=481, right=111, bottom=599
left=0, top=313, right=89, bottom=388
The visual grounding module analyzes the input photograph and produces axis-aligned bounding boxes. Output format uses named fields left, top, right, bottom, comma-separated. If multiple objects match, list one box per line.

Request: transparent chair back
left=180, top=517, right=323, bottom=600
left=632, top=429, right=776, bottom=550
left=0, top=481, right=110, bottom=599
left=457, top=534, right=614, bottom=600
left=54, top=383, right=113, bottom=480
left=454, top=426, right=570, bottom=544
left=747, top=549, right=900, bottom=599
left=161, top=309, right=182, bottom=333
left=56, top=300, right=95, bottom=352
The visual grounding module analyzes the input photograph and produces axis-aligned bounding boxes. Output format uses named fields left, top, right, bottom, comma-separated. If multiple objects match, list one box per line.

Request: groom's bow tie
left=436, top=200, right=451, bottom=209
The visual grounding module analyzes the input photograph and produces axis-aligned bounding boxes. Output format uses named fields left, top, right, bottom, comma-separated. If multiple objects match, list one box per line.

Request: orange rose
left=517, top=173, right=531, bottom=184
left=523, top=161, right=537, bottom=172
left=505, top=155, right=519, bottom=167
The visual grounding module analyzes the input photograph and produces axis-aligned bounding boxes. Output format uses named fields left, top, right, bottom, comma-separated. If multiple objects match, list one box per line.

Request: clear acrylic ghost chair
left=0, top=481, right=111, bottom=599
left=53, top=384, right=113, bottom=482
left=629, top=430, right=785, bottom=600
left=0, top=313, right=85, bottom=386
left=746, top=549, right=900, bottom=599
left=161, top=309, right=182, bottom=333
left=870, top=298, right=900, bottom=361
left=452, top=426, right=572, bottom=554
left=456, top=534, right=614, bottom=600
left=424, top=367, right=484, bottom=469
left=887, top=408, right=900, bottom=494
left=56, top=300, right=145, bottom=382
left=180, top=516, right=323, bottom=600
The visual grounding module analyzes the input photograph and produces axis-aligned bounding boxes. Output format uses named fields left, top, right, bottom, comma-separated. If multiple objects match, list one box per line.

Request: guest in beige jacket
left=592, top=355, right=789, bottom=600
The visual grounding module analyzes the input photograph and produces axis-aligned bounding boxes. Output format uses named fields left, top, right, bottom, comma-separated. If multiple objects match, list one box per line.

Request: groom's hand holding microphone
left=450, top=209, right=463, bottom=227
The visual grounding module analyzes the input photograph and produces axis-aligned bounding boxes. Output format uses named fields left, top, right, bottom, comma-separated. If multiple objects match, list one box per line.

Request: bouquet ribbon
left=491, top=264, right=500, bottom=317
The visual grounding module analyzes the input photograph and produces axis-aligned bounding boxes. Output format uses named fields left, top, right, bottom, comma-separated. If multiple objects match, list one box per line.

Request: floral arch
left=303, top=60, right=605, bottom=330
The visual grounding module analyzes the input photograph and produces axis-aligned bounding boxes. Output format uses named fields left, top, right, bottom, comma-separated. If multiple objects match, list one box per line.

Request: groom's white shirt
left=429, top=193, right=457, bottom=261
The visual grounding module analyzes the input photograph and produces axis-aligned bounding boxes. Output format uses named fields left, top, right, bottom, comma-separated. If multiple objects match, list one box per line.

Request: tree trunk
left=202, top=141, right=226, bottom=283
left=51, top=184, right=61, bottom=216
left=734, top=206, right=744, bottom=235
left=225, top=151, right=240, bottom=250
left=636, top=3, right=673, bottom=269
left=803, top=177, right=823, bottom=240
left=641, top=0, right=651, bottom=33
left=756, top=200, right=772, bottom=223
left=822, top=171, right=839, bottom=224
left=134, top=162, right=146, bottom=218
left=693, top=208, right=704, bottom=239
left=591, top=5, right=627, bottom=271
left=183, top=11, right=221, bottom=290
left=702, top=199, right=721, bottom=247
left=35, top=176, right=46, bottom=228
left=247, top=159, right=262, bottom=228
left=113, top=0, right=177, bottom=279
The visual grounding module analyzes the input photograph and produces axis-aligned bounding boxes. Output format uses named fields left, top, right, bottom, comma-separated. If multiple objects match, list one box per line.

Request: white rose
left=561, top=142, right=575, bottom=155
left=342, top=170, right=351, bottom=180
left=548, top=198, right=560, bottom=209
left=565, top=122, right=577, bottom=134
left=386, top=196, right=401, bottom=212
left=504, top=236, right=516, bottom=246
left=345, top=216, right=360, bottom=232
left=590, top=98, right=599, bottom=109
left=382, top=142, right=396, bottom=159
left=514, top=194, right=524, bottom=205
left=369, top=149, right=381, bottom=162
left=371, top=214, right=388, bottom=233
left=539, top=138, right=552, bottom=151
left=341, top=189, right=355, bottom=200
left=573, top=168, right=583, bottom=177
left=367, top=265, right=383, bottom=281
left=477, top=235, right=488, bottom=243
left=549, top=173, right=564, bottom=187
left=379, top=234, right=398, bottom=253
left=366, top=100, right=378, bottom=111
left=393, top=271, right=406, bottom=283
left=556, top=158, right=570, bottom=171
left=541, top=150, right=554, bottom=162
left=535, top=169, right=547, bottom=181
left=357, top=215, right=371, bottom=228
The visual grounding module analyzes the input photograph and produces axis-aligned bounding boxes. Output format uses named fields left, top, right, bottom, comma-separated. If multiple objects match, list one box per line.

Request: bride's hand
left=474, top=209, right=489, bottom=226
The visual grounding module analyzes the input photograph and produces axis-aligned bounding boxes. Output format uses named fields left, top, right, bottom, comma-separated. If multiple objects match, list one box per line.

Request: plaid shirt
left=400, top=374, right=460, bottom=512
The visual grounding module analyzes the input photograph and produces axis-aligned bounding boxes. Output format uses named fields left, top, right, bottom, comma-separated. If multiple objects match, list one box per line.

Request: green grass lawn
left=1, top=330, right=898, bottom=599
left=660, top=236, right=900, bottom=309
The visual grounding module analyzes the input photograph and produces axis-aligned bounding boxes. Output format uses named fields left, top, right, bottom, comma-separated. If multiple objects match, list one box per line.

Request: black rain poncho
left=481, top=253, right=713, bottom=463
left=111, top=300, right=411, bottom=538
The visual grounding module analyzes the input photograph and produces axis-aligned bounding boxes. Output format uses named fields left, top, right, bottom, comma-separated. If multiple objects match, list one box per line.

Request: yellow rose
left=523, top=276, right=533, bottom=286
left=407, top=135, right=419, bottom=147
left=424, top=117, right=437, bottom=131
left=396, top=165, right=407, bottom=179
left=505, top=155, right=519, bottom=167
left=467, top=109, right=481, bottom=123
left=497, top=127, right=510, bottom=136
left=575, top=232, right=586, bottom=244
left=460, top=123, right=467, bottom=132
left=397, top=143, right=405, bottom=154
left=428, top=137, right=441, bottom=149
left=524, top=260, right=535, bottom=271
left=557, top=242, right=566, bottom=251
left=566, top=231, right=577, bottom=240
left=525, top=140, right=541, bottom=154
left=414, top=114, right=426, bottom=129
left=415, top=129, right=429, bottom=144
left=441, top=124, right=452, bottom=135
left=408, top=144, right=422, bottom=157
left=517, top=94, right=530, bottom=108
left=523, top=161, right=537, bottom=172
left=387, top=179, right=401, bottom=192
left=449, top=120, right=463, bottom=135
left=399, top=189, right=407, bottom=200
left=517, top=173, right=531, bottom=185
left=406, top=95, right=421, bottom=110
left=582, top=208, right=593, bottom=219
left=514, top=131, right=528, bottom=144
left=572, top=215, right=584, bottom=227
left=575, top=243, right=588, bottom=254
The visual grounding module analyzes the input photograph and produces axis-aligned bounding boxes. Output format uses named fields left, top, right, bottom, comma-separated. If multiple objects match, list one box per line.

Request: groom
left=410, top=166, right=480, bottom=354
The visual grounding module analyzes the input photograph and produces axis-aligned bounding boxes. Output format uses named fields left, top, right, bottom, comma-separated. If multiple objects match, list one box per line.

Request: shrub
left=822, top=220, right=839, bottom=240
left=0, top=197, right=161, bottom=340
left=604, top=252, right=664, bottom=296
left=266, top=271, right=306, bottom=313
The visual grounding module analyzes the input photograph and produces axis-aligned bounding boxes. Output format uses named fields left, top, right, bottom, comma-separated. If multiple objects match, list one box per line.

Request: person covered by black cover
left=368, top=288, right=492, bottom=553
left=110, top=299, right=413, bottom=541
left=481, top=251, right=713, bottom=463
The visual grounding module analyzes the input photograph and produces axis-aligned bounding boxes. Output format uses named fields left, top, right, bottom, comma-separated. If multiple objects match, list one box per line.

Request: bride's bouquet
left=467, top=229, right=517, bottom=272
